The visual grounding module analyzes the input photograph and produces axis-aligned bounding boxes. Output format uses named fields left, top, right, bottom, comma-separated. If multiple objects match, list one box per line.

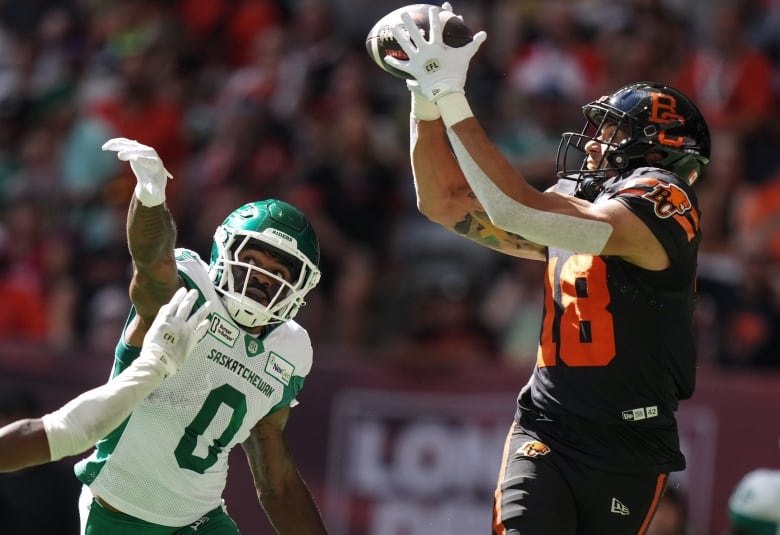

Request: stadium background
left=1, top=1, right=779, bottom=534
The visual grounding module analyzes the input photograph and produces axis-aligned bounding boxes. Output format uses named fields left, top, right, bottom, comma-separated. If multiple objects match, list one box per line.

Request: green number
left=174, top=384, right=247, bottom=474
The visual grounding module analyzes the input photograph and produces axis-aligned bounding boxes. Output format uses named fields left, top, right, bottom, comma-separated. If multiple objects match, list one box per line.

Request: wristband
left=130, top=158, right=170, bottom=207
left=411, top=90, right=441, bottom=121
left=437, top=92, right=474, bottom=128
left=134, top=182, right=165, bottom=207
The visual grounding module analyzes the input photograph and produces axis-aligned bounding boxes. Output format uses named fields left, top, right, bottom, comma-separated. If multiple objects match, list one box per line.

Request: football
left=365, top=4, right=474, bottom=80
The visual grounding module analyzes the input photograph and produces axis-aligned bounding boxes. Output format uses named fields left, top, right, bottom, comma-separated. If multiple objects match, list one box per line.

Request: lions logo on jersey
left=642, top=182, right=692, bottom=218
left=517, top=440, right=551, bottom=458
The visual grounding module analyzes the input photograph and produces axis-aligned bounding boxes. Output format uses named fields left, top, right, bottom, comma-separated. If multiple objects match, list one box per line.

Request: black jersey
left=516, top=167, right=700, bottom=474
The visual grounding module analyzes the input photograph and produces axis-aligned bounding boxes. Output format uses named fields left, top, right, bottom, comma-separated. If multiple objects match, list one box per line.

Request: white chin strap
left=224, top=296, right=276, bottom=328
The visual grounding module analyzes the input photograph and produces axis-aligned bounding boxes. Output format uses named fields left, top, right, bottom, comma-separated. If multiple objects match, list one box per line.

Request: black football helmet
left=557, top=82, right=711, bottom=201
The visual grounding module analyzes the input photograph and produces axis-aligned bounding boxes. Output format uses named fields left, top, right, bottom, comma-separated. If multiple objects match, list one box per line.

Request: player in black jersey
left=381, top=4, right=711, bottom=534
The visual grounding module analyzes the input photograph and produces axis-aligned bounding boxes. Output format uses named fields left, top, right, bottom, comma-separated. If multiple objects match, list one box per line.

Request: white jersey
left=75, top=248, right=314, bottom=527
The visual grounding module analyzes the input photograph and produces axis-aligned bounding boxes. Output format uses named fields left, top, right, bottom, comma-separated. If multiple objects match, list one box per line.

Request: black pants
left=492, top=422, right=668, bottom=535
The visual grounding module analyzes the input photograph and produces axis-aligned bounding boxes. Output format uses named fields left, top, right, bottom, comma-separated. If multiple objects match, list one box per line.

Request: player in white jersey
left=75, top=138, right=328, bottom=534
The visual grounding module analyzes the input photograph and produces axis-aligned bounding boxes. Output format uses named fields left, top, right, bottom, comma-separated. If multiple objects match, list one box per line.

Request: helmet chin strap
left=573, top=150, right=626, bottom=202
left=575, top=176, right=604, bottom=202
left=575, top=147, right=646, bottom=201
left=223, top=294, right=277, bottom=329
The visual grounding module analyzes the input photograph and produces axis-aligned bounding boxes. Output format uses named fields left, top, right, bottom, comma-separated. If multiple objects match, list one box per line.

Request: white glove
left=102, top=137, right=173, bottom=207
left=42, top=288, right=210, bottom=462
left=142, top=287, right=211, bottom=377
left=385, top=3, right=486, bottom=103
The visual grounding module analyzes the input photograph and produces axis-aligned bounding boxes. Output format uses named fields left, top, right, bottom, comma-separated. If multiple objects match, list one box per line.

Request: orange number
left=537, top=257, right=558, bottom=367
left=536, top=255, right=616, bottom=367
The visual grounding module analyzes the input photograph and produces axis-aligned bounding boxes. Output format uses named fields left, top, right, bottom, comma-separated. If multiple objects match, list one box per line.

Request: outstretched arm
left=441, top=102, right=670, bottom=268
left=243, top=406, right=328, bottom=534
left=389, top=7, right=545, bottom=261
left=390, top=4, right=668, bottom=268
left=0, top=289, right=210, bottom=472
left=410, top=107, right=547, bottom=261
left=103, top=138, right=181, bottom=346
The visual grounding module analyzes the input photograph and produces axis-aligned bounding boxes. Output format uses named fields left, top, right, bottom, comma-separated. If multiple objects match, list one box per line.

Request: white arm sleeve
left=41, top=351, right=166, bottom=462
left=446, top=128, right=614, bottom=254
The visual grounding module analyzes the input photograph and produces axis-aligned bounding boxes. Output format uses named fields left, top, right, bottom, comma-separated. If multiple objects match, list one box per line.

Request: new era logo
left=611, top=498, right=630, bottom=516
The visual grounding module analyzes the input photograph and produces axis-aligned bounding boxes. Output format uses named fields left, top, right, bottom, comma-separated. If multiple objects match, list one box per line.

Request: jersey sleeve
left=269, top=321, right=314, bottom=413
left=175, top=248, right=212, bottom=306
left=606, top=168, right=700, bottom=263
left=270, top=376, right=306, bottom=413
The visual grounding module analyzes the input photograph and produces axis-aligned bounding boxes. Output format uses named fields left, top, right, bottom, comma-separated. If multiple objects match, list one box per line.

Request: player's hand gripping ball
left=365, top=3, right=474, bottom=79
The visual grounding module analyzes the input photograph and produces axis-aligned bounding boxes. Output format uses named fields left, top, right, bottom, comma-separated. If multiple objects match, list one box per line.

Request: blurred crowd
left=0, top=0, right=778, bottom=371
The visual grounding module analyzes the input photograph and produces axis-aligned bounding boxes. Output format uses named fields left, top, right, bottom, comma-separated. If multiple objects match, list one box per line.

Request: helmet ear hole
left=607, top=151, right=629, bottom=168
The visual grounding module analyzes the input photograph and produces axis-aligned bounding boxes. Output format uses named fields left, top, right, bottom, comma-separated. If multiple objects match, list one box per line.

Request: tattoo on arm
left=126, top=197, right=180, bottom=323
left=128, top=199, right=177, bottom=267
left=453, top=211, right=542, bottom=255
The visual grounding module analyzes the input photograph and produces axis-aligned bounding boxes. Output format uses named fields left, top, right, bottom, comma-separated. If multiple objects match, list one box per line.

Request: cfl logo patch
left=163, top=332, right=177, bottom=344
left=424, top=59, right=440, bottom=72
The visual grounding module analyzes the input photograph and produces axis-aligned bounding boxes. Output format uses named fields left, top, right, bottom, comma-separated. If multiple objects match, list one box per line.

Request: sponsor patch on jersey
left=265, top=352, right=294, bottom=385
left=516, top=440, right=551, bottom=458
left=621, top=405, right=658, bottom=421
left=641, top=182, right=692, bottom=218
left=207, top=313, right=240, bottom=347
